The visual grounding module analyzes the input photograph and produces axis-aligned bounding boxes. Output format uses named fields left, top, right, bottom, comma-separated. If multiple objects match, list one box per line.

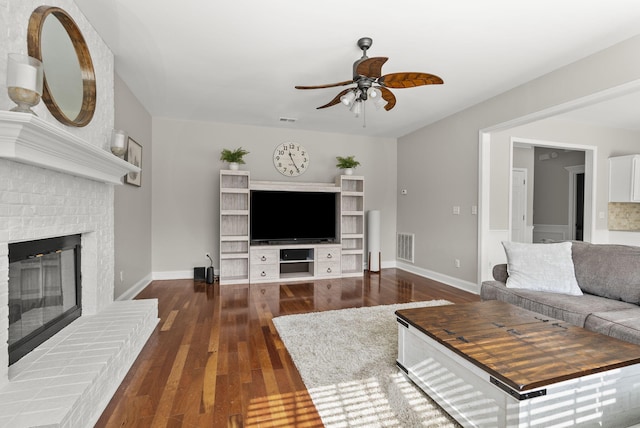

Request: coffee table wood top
left=396, top=300, right=640, bottom=392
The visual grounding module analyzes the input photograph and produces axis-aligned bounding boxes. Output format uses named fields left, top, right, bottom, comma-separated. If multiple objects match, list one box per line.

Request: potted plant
left=335, top=155, right=360, bottom=175
left=220, top=147, right=249, bottom=170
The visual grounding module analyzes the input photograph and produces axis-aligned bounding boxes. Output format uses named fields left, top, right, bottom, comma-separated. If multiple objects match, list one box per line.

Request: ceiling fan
left=295, top=37, right=443, bottom=112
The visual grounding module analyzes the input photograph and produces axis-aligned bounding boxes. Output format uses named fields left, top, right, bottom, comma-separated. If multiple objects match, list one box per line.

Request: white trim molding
left=116, top=273, right=153, bottom=301
left=396, top=261, right=479, bottom=295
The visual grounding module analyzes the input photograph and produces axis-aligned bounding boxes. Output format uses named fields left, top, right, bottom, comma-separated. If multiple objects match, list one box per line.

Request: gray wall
left=114, top=74, right=153, bottom=299
left=151, top=118, right=397, bottom=277
left=399, top=34, right=640, bottom=288
left=533, top=148, right=585, bottom=226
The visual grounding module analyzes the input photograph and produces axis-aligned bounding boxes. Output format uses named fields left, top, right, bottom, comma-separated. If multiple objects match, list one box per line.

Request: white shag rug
left=273, top=301, right=461, bottom=427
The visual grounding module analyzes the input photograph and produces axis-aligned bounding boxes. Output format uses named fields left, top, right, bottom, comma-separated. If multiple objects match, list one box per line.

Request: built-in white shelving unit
left=249, top=244, right=342, bottom=284
left=219, top=170, right=250, bottom=284
left=219, top=171, right=365, bottom=285
left=337, top=175, right=365, bottom=276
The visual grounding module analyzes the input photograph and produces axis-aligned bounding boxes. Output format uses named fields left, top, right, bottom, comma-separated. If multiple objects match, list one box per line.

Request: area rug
left=273, top=301, right=460, bottom=427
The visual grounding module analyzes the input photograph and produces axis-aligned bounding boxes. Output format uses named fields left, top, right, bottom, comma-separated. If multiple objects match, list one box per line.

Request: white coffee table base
left=397, top=318, right=640, bottom=428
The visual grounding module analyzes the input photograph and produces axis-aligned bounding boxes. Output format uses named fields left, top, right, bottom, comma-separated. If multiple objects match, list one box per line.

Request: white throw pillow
left=502, top=241, right=582, bottom=296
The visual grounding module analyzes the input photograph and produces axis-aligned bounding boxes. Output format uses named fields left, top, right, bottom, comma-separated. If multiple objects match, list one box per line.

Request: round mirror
left=27, top=6, right=96, bottom=127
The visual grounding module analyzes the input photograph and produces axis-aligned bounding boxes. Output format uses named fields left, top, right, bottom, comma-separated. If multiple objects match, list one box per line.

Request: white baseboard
left=116, top=273, right=152, bottom=301
left=395, top=261, right=479, bottom=295
left=150, top=262, right=479, bottom=297
left=152, top=270, right=191, bottom=281
left=151, top=268, right=220, bottom=281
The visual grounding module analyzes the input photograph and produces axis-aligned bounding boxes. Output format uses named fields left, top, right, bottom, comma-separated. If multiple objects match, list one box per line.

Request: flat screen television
left=250, top=190, right=337, bottom=244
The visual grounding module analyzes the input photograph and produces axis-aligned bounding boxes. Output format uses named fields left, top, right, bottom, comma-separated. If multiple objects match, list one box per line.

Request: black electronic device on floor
left=193, top=267, right=206, bottom=282
left=206, top=254, right=215, bottom=284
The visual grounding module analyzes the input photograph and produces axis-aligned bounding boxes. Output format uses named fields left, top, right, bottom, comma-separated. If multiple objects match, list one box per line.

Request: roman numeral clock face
left=273, top=143, right=309, bottom=176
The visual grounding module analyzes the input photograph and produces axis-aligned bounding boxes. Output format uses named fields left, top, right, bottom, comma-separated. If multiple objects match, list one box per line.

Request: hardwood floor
left=95, top=269, right=480, bottom=427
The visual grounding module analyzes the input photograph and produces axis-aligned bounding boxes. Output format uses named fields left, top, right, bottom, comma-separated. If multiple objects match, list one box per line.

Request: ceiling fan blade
left=378, top=72, right=444, bottom=88
left=355, top=57, right=388, bottom=78
left=295, top=80, right=354, bottom=90
left=379, top=87, right=396, bottom=111
left=316, top=88, right=351, bottom=109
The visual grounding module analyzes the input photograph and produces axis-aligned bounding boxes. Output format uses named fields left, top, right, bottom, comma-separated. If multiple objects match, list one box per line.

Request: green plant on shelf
left=220, top=147, right=250, bottom=164
left=335, top=155, right=360, bottom=169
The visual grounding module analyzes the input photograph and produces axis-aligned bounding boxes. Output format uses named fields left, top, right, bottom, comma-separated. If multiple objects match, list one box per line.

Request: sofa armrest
left=480, top=280, right=504, bottom=300
left=493, top=264, right=508, bottom=283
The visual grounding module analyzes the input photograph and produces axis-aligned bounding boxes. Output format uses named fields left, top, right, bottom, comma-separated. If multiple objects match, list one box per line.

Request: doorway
left=480, top=136, right=595, bottom=281
left=576, top=173, right=584, bottom=240
left=566, top=165, right=585, bottom=241
left=528, top=146, right=585, bottom=243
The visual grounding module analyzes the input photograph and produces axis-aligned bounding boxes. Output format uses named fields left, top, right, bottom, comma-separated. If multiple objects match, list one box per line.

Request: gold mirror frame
left=27, top=6, right=96, bottom=127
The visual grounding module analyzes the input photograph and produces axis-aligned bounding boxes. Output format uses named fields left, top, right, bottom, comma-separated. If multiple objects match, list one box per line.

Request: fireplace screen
left=8, top=235, right=81, bottom=364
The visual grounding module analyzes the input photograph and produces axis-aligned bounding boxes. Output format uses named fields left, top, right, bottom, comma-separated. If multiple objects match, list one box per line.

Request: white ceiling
left=73, top=0, right=640, bottom=138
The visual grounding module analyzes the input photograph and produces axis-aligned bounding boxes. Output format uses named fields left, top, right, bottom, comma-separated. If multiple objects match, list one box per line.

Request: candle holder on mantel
left=6, top=53, right=43, bottom=115
left=110, top=129, right=128, bottom=158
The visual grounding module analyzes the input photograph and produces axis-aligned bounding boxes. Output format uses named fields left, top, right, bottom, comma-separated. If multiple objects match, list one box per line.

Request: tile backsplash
left=609, top=202, right=640, bottom=231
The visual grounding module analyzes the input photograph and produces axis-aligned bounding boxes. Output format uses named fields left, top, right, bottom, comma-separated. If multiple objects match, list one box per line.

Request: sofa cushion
left=571, top=241, right=640, bottom=304
left=481, top=281, right=637, bottom=327
left=502, top=241, right=582, bottom=296
left=585, top=309, right=640, bottom=346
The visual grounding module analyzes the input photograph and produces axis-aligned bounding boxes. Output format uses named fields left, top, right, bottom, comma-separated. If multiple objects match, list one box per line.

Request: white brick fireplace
left=0, top=2, right=158, bottom=425
left=0, top=114, right=158, bottom=427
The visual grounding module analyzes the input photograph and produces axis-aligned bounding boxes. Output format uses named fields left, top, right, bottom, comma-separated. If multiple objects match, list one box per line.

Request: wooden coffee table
left=396, top=300, right=640, bottom=427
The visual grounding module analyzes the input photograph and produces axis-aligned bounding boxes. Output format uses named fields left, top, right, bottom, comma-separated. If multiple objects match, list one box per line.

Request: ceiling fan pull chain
left=362, top=101, right=367, bottom=128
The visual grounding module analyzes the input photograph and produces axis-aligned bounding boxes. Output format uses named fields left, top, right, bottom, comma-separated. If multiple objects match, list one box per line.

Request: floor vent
left=397, top=233, right=415, bottom=263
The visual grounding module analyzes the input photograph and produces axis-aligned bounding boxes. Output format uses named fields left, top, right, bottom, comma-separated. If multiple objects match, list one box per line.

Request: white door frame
left=479, top=136, right=596, bottom=282
left=510, top=168, right=528, bottom=242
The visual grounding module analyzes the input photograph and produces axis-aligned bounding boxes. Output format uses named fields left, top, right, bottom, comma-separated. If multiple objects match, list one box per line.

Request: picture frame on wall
left=125, top=138, right=142, bottom=186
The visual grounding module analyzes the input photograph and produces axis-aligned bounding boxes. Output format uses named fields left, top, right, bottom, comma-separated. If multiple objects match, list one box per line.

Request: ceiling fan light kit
left=295, top=37, right=443, bottom=120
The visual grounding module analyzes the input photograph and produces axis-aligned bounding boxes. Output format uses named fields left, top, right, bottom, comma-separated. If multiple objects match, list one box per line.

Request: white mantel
left=0, top=111, right=139, bottom=185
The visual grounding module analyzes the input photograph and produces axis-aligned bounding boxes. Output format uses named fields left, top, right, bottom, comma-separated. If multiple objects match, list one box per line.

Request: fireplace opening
left=8, top=234, right=82, bottom=365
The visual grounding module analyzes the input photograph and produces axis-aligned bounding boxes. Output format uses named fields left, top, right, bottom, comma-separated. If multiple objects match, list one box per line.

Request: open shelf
left=220, top=170, right=250, bottom=284
left=280, top=262, right=314, bottom=277
left=337, top=175, right=365, bottom=275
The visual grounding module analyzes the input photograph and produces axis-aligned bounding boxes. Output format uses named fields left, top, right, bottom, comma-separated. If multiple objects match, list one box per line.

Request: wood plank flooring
left=95, top=269, right=480, bottom=427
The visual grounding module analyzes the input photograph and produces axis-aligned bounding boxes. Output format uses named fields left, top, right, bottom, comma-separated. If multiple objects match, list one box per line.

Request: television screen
left=251, top=190, right=337, bottom=244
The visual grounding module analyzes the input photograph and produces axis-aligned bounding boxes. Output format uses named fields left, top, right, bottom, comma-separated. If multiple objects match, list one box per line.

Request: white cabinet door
left=609, top=155, right=640, bottom=202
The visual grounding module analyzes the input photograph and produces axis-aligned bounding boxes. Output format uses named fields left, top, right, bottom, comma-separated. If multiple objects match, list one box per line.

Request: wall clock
left=273, top=142, right=309, bottom=176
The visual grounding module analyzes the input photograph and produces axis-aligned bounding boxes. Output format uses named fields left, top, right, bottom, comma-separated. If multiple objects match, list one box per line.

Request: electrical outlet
left=205, top=252, right=210, bottom=259
left=119, top=271, right=124, bottom=282
left=454, top=259, right=461, bottom=268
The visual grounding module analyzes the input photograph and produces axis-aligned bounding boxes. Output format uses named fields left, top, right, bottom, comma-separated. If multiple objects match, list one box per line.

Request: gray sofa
left=481, top=241, right=640, bottom=345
